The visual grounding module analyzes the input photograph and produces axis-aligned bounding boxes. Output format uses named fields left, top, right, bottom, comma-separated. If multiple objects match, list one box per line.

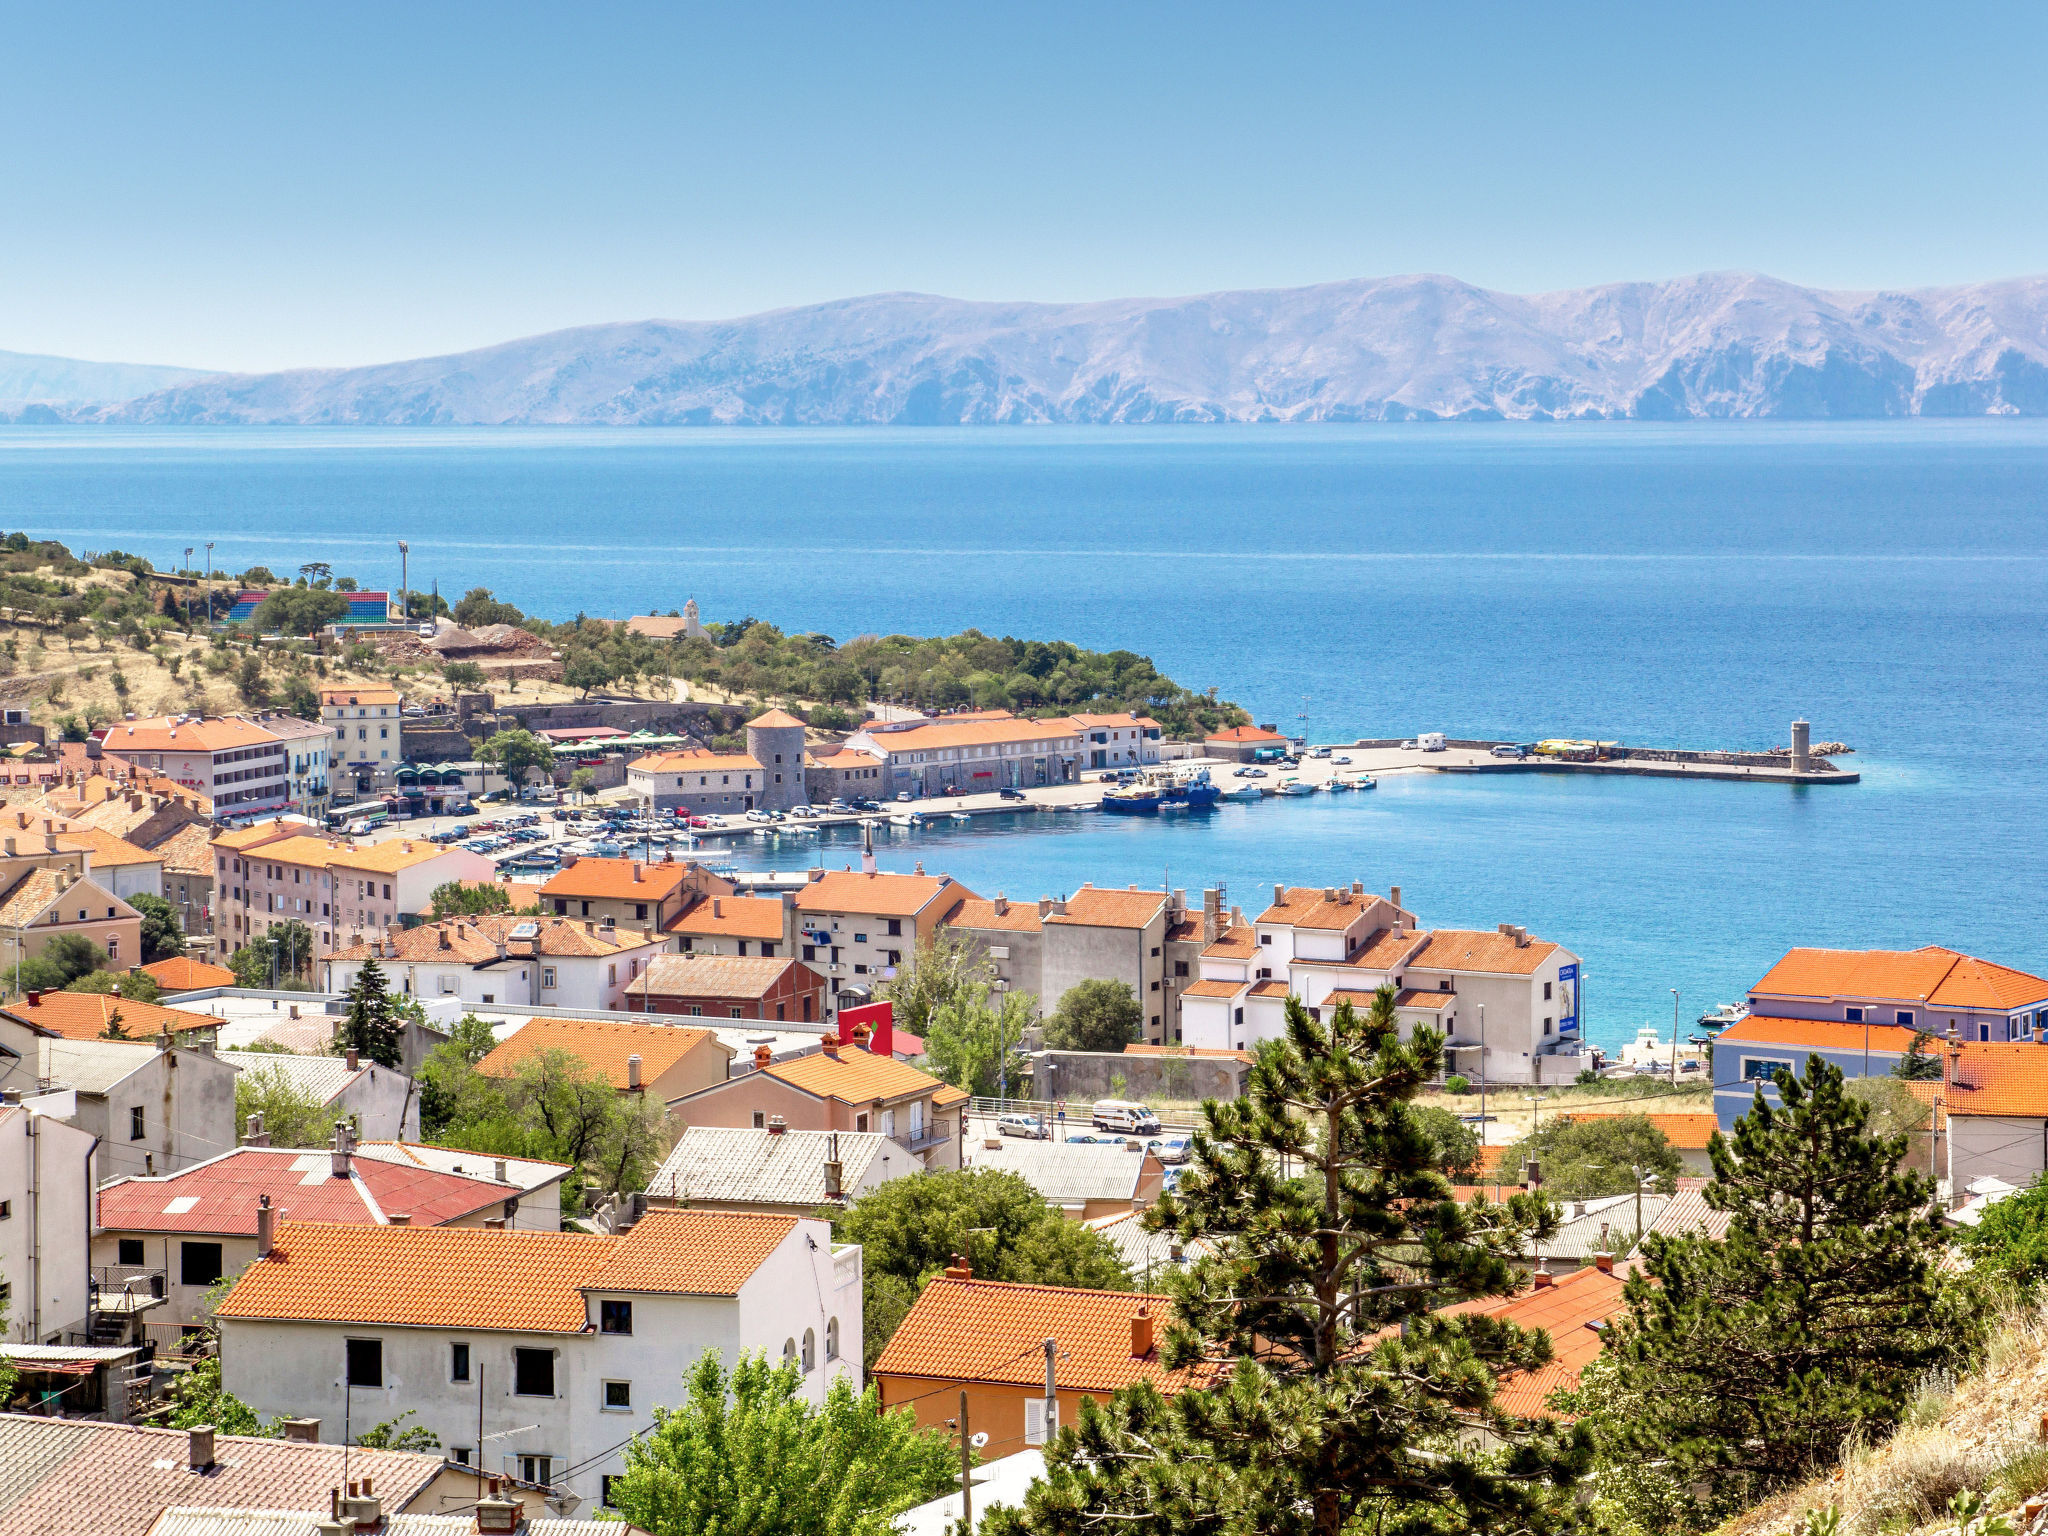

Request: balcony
left=896, top=1124, right=951, bottom=1155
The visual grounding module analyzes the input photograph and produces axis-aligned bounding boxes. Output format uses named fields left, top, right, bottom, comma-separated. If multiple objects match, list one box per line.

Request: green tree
left=162, top=1357, right=273, bottom=1437
left=229, top=938, right=276, bottom=990
left=1960, top=1170, right=2048, bottom=1287
left=251, top=587, right=348, bottom=636
left=233, top=650, right=269, bottom=705
left=569, top=766, right=596, bottom=803
left=1500, top=1112, right=1683, bottom=1201
left=430, top=879, right=512, bottom=918
left=418, top=1015, right=506, bottom=1141
left=1581, top=1054, right=1960, bottom=1502
left=441, top=661, right=486, bottom=690
left=835, top=1167, right=1129, bottom=1369
left=877, top=931, right=995, bottom=1041
left=985, top=984, right=1576, bottom=1536
left=0, top=1299, right=14, bottom=1405
left=452, top=587, right=525, bottom=628
left=65, top=968, right=164, bottom=1004
left=476, top=727, right=554, bottom=788
left=278, top=674, right=321, bottom=720
left=355, top=1408, right=440, bottom=1451
left=922, top=983, right=1038, bottom=1098
left=608, top=1351, right=958, bottom=1536
left=235, top=1062, right=336, bottom=1149
left=129, top=892, right=186, bottom=963
left=338, top=955, right=405, bottom=1068
left=1042, top=978, right=1142, bottom=1054
left=1413, top=1102, right=1482, bottom=1178
left=1892, top=1028, right=1945, bottom=1081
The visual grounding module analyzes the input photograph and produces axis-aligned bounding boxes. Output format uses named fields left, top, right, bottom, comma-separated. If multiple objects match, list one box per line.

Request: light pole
left=397, top=542, right=409, bottom=623
left=1477, top=1001, right=1487, bottom=1140
left=203, top=542, right=214, bottom=622
left=1669, top=989, right=1681, bottom=1086
left=183, top=548, right=193, bottom=629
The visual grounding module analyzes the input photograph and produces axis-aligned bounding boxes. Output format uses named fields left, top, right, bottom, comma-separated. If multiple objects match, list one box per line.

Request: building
left=896, top=1450, right=1047, bottom=1536
left=666, top=892, right=791, bottom=957
left=873, top=1274, right=1208, bottom=1450
left=791, top=868, right=977, bottom=1018
left=643, top=1125, right=904, bottom=1216
left=92, top=1140, right=545, bottom=1330
left=0, top=988, right=219, bottom=1046
left=249, top=712, right=336, bottom=816
left=1067, top=713, right=1161, bottom=770
left=320, top=686, right=402, bottom=794
left=218, top=1210, right=863, bottom=1503
left=218, top=1049, right=421, bottom=1142
left=960, top=1135, right=1167, bottom=1221
left=744, top=709, right=810, bottom=812
left=1712, top=1015, right=1923, bottom=1130
left=1042, top=885, right=1170, bottom=1041
left=97, top=716, right=288, bottom=817
left=804, top=746, right=887, bottom=804
left=0, top=1032, right=237, bottom=1182
left=1200, top=724, right=1289, bottom=762
left=624, top=750, right=765, bottom=815
left=476, top=1017, right=732, bottom=1103
left=1559, top=1110, right=1719, bottom=1175
left=155, top=824, right=217, bottom=941
left=539, top=855, right=717, bottom=931
left=0, top=1102, right=100, bottom=1344
left=938, top=892, right=1044, bottom=995
left=1083, top=1210, right=1213, bottom=1289
left=0, top=1416, right=454, bottom=1536
left=625, top=953, right=826, bottom=1024
left=667, top=1033, right=967, bottom=1171
left=1746, top=945, right=2048, bottom=1045
left=52, top=827, right=164, bottom=903
left=831, top=714, right=1082, bottom=799
left=1434, top=1262, right=1630, bottom=1424
left=0, top=864, right=144, bottom=974
left=139, top=956, right=239, bottom=994
left=323, top=915, right=668, bottom=1013
left=624, top=601, right=706, bottom=642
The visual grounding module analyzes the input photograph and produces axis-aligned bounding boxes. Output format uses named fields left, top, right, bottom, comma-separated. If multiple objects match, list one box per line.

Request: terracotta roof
left=1394, top=987, right=1455, bottom=1010
left=629, top=750, right=764, bottom=774
left=809, top=748, right=884, bottom=770
left=746, top=708, right=807, bottom=729
left=1180, top=979, right=1246, bottom=999
left=140, top=956, right=239, bottom=992
left=95, top=1146, right=515, bottom=1235
left=1926, top=951, right=2048, bottom=1010
left=319, top=687, right=400, bottom=706
left=583, top=1208, right=797, bottom=1295
left=628, top=953, right=813, bottom=1001
left=540, top=857, right=695, bottom=902
left=477, top=1017, right=725, bottom=1089
left=326, top=838, right=459, bottom=875
left=665, top=894, right=786, bottom=941
left=1714, top=1014, right=1920, bottom=1054
left=210, top=821, right=299, bottom=852
left=0, top=868, right=121, bottom=928
left=1203, top=725, right=1286, bottom=743
left=1433, top=1266, right=1629, bottom=1417
left=623, top=614, right=694, bottom=639
left=1046, top=886, right=1166, bottom=930
left=1246, top=980, right=1291, bottom=999
left=941, top=896, right=1043, bottom=933
left=1750, top=945, right=2048, bottom=1009
left=1560, top=1111, right=1719, bottom=1150
left=0, top=1415, right=442, bottom=1536
left=721, top=1045, right=952, bottom=1108
left=1941, top=1043, right=2048, bottom=1118
left=1164, top=917, right=1205, bottom=944
left=1408, top=929, right=1560, bottom=977
left=854, top=718, right=1078, bottom=754
left=875, top=1278, right=1210, bottom=1395
left=216, top=833, right=347, bottom=870
left=1066, top=713, right=1160, bottom=730
left=100, top=716, right=281, bottom=753
left=149, top=822, right=217, bottom=879
left=2, top=991, right=210, bottom=1040
left=1199, top=927, right=1258, bottom=960
left=793, top=868, right=966, bottom=918
left=1256, top=887, right=1378, bottom=931
left=54, top=826, right=161, bottom=868
left=329, top=914, right=658, bottom=964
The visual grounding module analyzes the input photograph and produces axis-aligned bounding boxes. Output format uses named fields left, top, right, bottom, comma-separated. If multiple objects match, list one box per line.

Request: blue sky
left=4, top=1, right=2045, bottom=371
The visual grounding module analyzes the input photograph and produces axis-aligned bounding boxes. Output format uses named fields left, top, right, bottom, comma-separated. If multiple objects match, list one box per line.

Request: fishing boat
left=1101, top=783, right=1165, bottom=815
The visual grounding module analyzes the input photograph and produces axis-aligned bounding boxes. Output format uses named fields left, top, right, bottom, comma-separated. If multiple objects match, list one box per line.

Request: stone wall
left=1023, top=1048, right=1248, bottom=1106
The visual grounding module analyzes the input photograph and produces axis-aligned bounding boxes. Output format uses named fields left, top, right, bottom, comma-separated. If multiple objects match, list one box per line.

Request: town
left=0, top=561, right=2039, bottom=1536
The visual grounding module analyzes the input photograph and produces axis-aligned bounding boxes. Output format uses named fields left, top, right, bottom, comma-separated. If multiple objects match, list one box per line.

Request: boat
left=1697, top=1002, right=1749, bottom=1029
left=1220, top=784, right=1263, bottom=802
left=1358, top=774, right=1376, bottom=789
left=1327, top=777, right=1354, bottom=792
left=1275, top=778, right=1316, bottom=797
left=888, top=812, right=923, bottom=828
left=1101, top=784, right=1165, bottom=815
left=949, top=812, right=972, bottom=823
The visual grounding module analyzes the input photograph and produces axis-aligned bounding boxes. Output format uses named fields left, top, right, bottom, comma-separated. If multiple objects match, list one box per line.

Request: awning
left=11, top=1359, right=95, bottom=1375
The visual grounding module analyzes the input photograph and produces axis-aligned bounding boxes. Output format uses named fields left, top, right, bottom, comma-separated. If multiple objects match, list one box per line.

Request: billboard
left=1556, top=963, right=1579, bottom=1035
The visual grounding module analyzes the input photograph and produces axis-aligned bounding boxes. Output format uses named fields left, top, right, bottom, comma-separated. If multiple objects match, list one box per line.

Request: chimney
left=1594, top=1251, right=1615, bottom=1274
left=753, top=1043, right=772, bottom=1071
left=244, top=1111, right=270, bottom=1147
left=256, top=1194, right=275, bottom=1257
left=1351, top=880, right=1363, bottom=895
left=1037, top=897, right=1052, bottom=919
left=331, top=1123, right=353, bottom=1178
left=1323, top=888, right=1337, bottom=903
left=345, top=1048, right=359, bottom=1071
left=767, top=1115, right=787, bottom=1136
left=712, top=897, right=722, bottom=918
left=821, top=1034, right=840, bottom=1060
left=632, top=861, right=644, bottom=882
left=1131, top=1304, right=1154, bottom=1358
left=388, top=1213, right=410, bottom=1226
left=824, top=1130, right=844, bottom=1199
left=473, top=1480, right=521, bottom=1534
left=1051, top=897, right=1067, bottom=917
left=627, top=1053, right=643, bottom=1090
left=25, top=990, right=38, bottom=1007
left=483, top=1216, right=504, bottom=1228
left=438, top=928, right=450, bottom=949
left=280, top=1417, right=321, bottom=1442
left=943, top=1253, right=973, bottom=1280
left=494, top=1159, right=508, bottom=1183
left=1532, top=1263, right=1554, bottom=1290
left=1390, top=885, right=1401, bottom=913
left=187, top=1425, right=216, bottom=1471
left=994, top=893, right=1008, bottom=916
left=1515, top=926, right=1529, bottom=947
left=1274, top=884, right=1284, bottom=907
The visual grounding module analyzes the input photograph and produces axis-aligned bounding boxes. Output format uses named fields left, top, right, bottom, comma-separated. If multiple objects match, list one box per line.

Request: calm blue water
left=6, top=422, right=2046, bottom=1049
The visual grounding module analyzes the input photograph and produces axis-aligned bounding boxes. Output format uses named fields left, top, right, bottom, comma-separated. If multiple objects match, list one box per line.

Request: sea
left=4, top=421, right=2046, bottom=1054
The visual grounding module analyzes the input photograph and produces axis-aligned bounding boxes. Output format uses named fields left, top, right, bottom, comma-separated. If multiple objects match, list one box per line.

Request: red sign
left=839, top=1000, right=894, bottom=1058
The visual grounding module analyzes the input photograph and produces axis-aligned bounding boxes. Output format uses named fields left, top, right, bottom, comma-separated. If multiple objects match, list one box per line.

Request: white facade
left=325, top=932, right=666, bottom=1013
left=13, top=1036, right=241, bottom=1182
left=0, top=1104, right=99, bottom=1343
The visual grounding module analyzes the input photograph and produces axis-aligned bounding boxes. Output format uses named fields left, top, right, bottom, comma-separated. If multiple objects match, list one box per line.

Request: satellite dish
left=972, top=1432, right=990, bottom=1448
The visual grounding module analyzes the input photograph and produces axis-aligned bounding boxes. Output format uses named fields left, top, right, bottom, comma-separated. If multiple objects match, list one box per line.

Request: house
left=960, top=1134, right=1166, bottom=1220
left=939, top=893, right=1044, bottom=999
left=0, top=1036, right=238, bottom=1181
left=624, top=750, right=765, bottom=815
left=744, top=708, right=810, bottom=812
left=625, top=953, right=826, bottom=1024
left=1067, top=713, right=1162, bottom=770
left=218, top=1048, right=421, bottom=1142
left=93, top=1138, right=542, bottom=1330
left=97, top=716, right=288, bottom=817
left=139, top=1504, right=627, bottom=1535
left=805, top=746, right=888, bottom=804
left=53, top=827, right=164, bottom=902
left=321, top=686, right=403, bottom=791
left=140, top=955, right=239, bottom=994
left=643, top=1125, right=904, bottom=1216
left=217, top=1209, right=863, bottom=1506
left=896, top=1450, right=1047, bottom=1536
left=322, top=915, right=667, bottom=1013
left=353, top=1140, right=572, bottom=1217
left=873, top=1273, right=1208, bottom=1450
left=665, top=892, right=791, bottom=957
left=792, top=867, right=978, bottom=1020
left=0, top=864, right=144, bottom=975
left=476, top=1017, right=732, bottom=1102
left=1042, top=885, right=1170, bottom=1042
left=1434, top=1261, right=1631, bottom=1424
left=829, top=713, right=1081, bottom=798
left=0, top=1416, right=453, bottom=1536
left=667, top=1033, right=967, bottom=1170
left=539, top=855, right=715, bottom=930
left=1200, top=724, right=1289, bottom=762
left=154, top=824, right=217, bottom=941
left=1905, top=1043, right=2048, bottom=1193
left=0, top=988, right=219, bottom=1045
left=0, top=1102, right=100, bottom=1344
left=1710, top=1015, right=1922, bottom=1131
left=1746, top=945, right=2048, bottom=1045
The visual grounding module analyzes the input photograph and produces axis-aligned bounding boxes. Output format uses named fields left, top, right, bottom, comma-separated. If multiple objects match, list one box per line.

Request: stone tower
left=682, top=598, right=706, bottom=640
left=746, top=708, right=810, bottom=811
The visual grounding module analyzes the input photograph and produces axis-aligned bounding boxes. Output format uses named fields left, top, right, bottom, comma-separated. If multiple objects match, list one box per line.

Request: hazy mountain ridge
left=52, top=271, right=2048, bottom=423
left=0, top=349, right=217, bottom=416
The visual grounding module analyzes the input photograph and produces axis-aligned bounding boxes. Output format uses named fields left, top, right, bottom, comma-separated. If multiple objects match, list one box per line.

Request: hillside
left=0, top=348, right=216, bottom=415
left=58, top=270, right=2048, bottom=424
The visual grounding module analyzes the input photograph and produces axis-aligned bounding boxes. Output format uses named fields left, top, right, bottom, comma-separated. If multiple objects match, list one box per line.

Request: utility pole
left=1477, top=1001, right=1487, bottom=1138
left=1669, top=989, right=1681, bottom=1086
left=1043, top=1336, right=1058, bottom=1445
left=958, top=1391, right=973, bottom=1533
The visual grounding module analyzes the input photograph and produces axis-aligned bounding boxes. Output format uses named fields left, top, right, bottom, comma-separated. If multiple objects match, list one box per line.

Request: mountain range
left=15, top=271, right=2048, bottom=424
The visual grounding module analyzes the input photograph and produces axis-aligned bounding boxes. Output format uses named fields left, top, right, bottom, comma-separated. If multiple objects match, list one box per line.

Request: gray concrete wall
left=1025, top=1049, right=1247, bottom=1106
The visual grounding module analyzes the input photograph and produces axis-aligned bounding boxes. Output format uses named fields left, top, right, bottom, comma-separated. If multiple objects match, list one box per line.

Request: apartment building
left=791, top=867, right=976, bottom=1020
left=476, top=1016, right=733, bottom=1102
left=0, top=1024, right=237, bottom=1182
left=0, top=1101, right=99, bottom=1344
left=830, top=713, right=1082, bottom=798
left=666, top=891, right=792, bottom=957
left=98, top=715, right=290, bottom=816
left=322, top=915, right=667, bottom=1012
left=939, top=884, right=1171, bottom=1040
left=625, top=749, right=765, bottom=815
left=219, top=1210, right=863, bottom=1503
left=540, top=854, right=721, bottom=930
left=626, top=953, right=827, bottom=1023
left=252, top=710, right=337, bottom=814
left=1068, top=713, right=1162, bottom=770
left=0, top=862, right=143, bottom=973
left=321, top=685, right=402, bottom=793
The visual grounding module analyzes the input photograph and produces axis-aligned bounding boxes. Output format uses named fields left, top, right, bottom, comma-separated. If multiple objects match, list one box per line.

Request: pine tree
left=1589, top=1053, right=1954, bottom=1498
left=983, top=985, right=1585, bottom=1536
left=339, top=956, right=404, bottom=1068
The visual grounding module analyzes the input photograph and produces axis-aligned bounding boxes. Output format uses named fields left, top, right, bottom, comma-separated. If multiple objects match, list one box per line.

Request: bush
left=1443, top=1074, right=1470, bottom=1095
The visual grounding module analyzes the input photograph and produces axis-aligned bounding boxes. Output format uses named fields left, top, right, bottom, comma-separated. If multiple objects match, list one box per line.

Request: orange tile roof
left=320, top=686, right=400, bottom=706
left=1305, top=925, right=1424, bottom=972
left=0, top=868, right=123, bottom=928
left=630, top=749, right=764, bottom=773
left=1941, top=1043, right=2048, bottom=1118
left=478, top=1016, right=725, bottom=1089
left=857, top=717, right=1079, bottom=753
left=1164, top=916, right=1205, bottom=944
left=329, top=913, right=658, bottom=964
left=748, top=1045, right=951, bottom=1106
left=1926, top=951, right=2048, bottom=1010
left=2, top=990, right=210, bottom=1039
left=584, top=1208, right=797, bottom=1294
left=541, top=856, right=695, bottom=902
left=1246, top=980, right=1291, bottom=998
left=941, top=895, right=1043, bottom=933
left=1199, top=927, right=1258, bottom=960
left=1204, top=724, right=1286, bottom=743
left=1394, top=987, right=1455, bottom=1010
left=746, top=708, right=808, bottom=729
left=328, top=836, right=462, bottom=875
left=139, top=955, right=239, bottom=991
left=628, top=953, right=813, bottom=1002
left=810, top=748, right=884, bottom=770
left=1067, top=713, right=1159, bottom=730
left=1561, top=1110, right=1719, bottom=1150
left=1715, top=1014, right=1922, bottom=1054
left=211, top=820, right=300, bottom=851
left=1323, top=988, right=1385, bottom=1009
left=1408, top=929, right=1560, bottom=977
left=1434, top=1265, right=1629, bottom=1417
left=1047, top=885, right=1166, bottom=930
left=874, top=1277, right=1212, bottom=1395
left=1749, top=945, right=2048, bottom=1008
left=666, top=893, right=786, bottom=941
left=1181, top=979, right=1246, bottom=999
left=1256, top=887, right=1378, bottom=931
left=100, top=715, right=281, bottom=752
left=53, top=826, right=160, bottom=868
left=1124, top=1043, right=1251, bottom=1062
left=793, top=868, right=967, bottom=918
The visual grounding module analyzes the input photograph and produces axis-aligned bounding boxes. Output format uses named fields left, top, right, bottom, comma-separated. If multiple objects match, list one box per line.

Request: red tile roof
left=665, top=893, right=786, bottom=941
left=478, top=1017, right=725, bottom=1089
left=630, top=750, right=764, bottom=774
left=1199, top=926, right=1258, bottom=960
left=1, top=991, right=211, bottom=1040
left=941, top=896, right=1043, bottom=933
left=1433, top=1265, right=1629, bottom=1416
left=95, top=1147, right=515, bottom=1235
left=1246, top=980, right=1291, bottom=998
left=1940, top=1043, right=2048, bottom=1118
left=1180, top=979, right=1246, bottom=999
left=1204, top=725, right=1286, bottom=743
left=138, top=955, right=238, bottom=991
left=1255, top=887, right=1379, bottom=931
left=100, top=715, right=281, bottom=753
left=746, top=708, right=808, bottom=729
left=1408, top=929, right=1560, bottom=977
left=1047, top=885, right=1166, bottom=930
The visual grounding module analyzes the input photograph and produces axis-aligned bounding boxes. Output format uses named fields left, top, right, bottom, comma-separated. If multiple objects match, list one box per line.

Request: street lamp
left=1669, top=989, right=1681, bottom=1086
left=397, top=542, right=410, bottom=622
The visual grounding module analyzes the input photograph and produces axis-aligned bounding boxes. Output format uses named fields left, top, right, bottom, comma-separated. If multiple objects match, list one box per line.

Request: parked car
left=1490, top=743, right=1528, bottom=758
left=895, top=791, right=913, bottom=802
left=997, top=1113, right=1050, bottom=1140
left=1242, top=767, right=1267, bottom=779
left=997, top=787, right=1025, bottom=801
left=854, top=799, right=881, bottom=812
left=1334, top=755, right=1352, bottom=765
left=1400, top=739, right=1418, bottom=750
left=745, top=810, right=772, bottom=823
left=1147, top=1136, right=1193, bottom=1164
left=1311, top=747, right=1332, bottom=759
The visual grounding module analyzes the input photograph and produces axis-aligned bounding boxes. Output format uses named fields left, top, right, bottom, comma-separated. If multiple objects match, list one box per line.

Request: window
left=688, top=1004, right=703, bottom=1016
left=541, top=967, right=557, bottom=989
left=1981, top=1022, right=1993, bottom=1042
left=886, top=918, right=902, bottom=937
left=856, top=1113, right=869, bottom=1132
left=1259, top=933, right=1272, bottom=946
left=118, top=1237, right=144, bottom=1264
left=1543, top=981, right=1553, bottom=1000
left=514, top=1347, right=556, bottom=1397
left=1845, top=1006, right=1865, bottom=1022
left=1174, top=960, right=1189, bottom=977
left=1543, top=1017, right=1553, bottom=1034
left=782, top=1337, right=798, bottom=1367
left=752, top=1110, right=766, bottom=1127
left=1897, top=1010, right=1915, bottom=1026
left=825, top=1316, right=840, bottom=1361
left=1742, top=1056, right=1794, bottom=1083
left=601, top=1475, right=622, bottom=1510
left=453, top=1447, right=473, bottom=1466
left=853, top=933, right=867, bottom=945
left=600, top=1299, right=633, bottom=1335
left=519, top=1455, right=553, bottom=1486
left=603, top=1380, right=632, bottom=1411
left=802, top=1327, right=816, bottom=1372
left=635, top=903, right=647, bottom=920
left=345, top=1337, right=383, bottom=1388
left=0, top=1200, right=9, bottom=1221
left=129, top=1106, right=146, bottom=1141
left=107, top=935, right=119, bottom=961
left=762, top=943, right=776, bottom=959
left=451, top=1342, right=471, bottom=1382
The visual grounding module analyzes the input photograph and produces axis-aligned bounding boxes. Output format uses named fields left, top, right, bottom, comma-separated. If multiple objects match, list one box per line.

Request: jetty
left=1333, top=718, right=1857, bottom=786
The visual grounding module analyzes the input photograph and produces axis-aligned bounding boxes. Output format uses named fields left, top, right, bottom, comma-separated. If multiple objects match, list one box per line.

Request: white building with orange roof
left=97, top=714, right=289, bottom=816
left=1066, top=712, right=1162, bottom=770
left=792, top=866, right=978, bottom=1020
left=624, top=748, right=765, bottom=815
left=320, top=685, right=402, bottom=790
left=835, top=713, right=1081, bottom=798
left=322, top=914, right=668, bottom=1013
left=539, top=853, right=720, bottom=931
left=52, top=825, right=163, bottom=902
left=218, top=1208, right=863, bottom=1502
left=666, top=890, right=792, bottom=958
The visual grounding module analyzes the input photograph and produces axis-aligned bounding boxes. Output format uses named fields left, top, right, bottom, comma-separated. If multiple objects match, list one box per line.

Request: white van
left=1091, top=1099, right=1161, bottom=1135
